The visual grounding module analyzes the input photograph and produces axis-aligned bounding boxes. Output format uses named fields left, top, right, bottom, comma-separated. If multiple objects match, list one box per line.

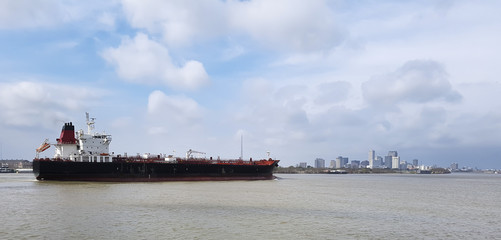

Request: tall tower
left=392, top=156, right=400, bottom=169
left=386, top=151, right=398, bottom=168
left=388, top=151, right=398, bottom=157
left=413, top=159, right=419, bottom=167
left=315, top=158, right=325, bottom=168
left=368, top=149, right=375, bottom=168
left=336, top=156, right=342, bottom=169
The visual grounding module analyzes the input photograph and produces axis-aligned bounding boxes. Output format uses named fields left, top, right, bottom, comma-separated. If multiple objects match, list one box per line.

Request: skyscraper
left=413, top=159, right=419, bottom=167
left=342, top=157, right=348, bottom=167
left=315, top=158, right=325, bottom=168
left=368, top=149, right=375, bottom=168
left=392, top=156, right=400, bottom=169
left=350, top=160, right=360, bottom=168
left=386, top=151, right=398, bottom=169
left=384, top=156, right=392, bottom=168
left=388, top=151, right=398, bottom=157
left=330, top=160, right=336, bottom=168
left=335, top=156, right=349, bottom=169
left=374, top=156, right=382, bottom=168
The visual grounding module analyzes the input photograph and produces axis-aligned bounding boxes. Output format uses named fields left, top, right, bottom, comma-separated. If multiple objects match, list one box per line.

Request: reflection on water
left=1, top=173, right=500, bottom=239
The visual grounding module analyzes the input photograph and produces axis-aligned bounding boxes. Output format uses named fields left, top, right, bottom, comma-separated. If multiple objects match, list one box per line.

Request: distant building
left=413, top=159, right=419, bottom=167
left=400, top=161, right=408, bottom=170
left=329, top=160, right=336, bottom=168
left=342, top=157, right=348, bottom=167
left=315, top=158, right=325, bottom=168
left=334, top=156, right=349, bottom=169
left=420, top=165, right=431, bottom=171
left=0, top=160, right=31, bottom=169
left=386, top=151, right=398, bottom=169
left=392, top=156, right=400, bottom=169
left=350, top=160, right=360, bottom=169
left=368, top=150, right=375, bottom=168
left=388, top=151, right=398, bottom=157
left=384, top=156, right=392, bottom=168
left=450, top=163, right=459, bottom=170
left=361, top=160, right=369, bottom=168
left=298, top=162, right=307, bottom=168
left=373, top=156, right=383, bottom=168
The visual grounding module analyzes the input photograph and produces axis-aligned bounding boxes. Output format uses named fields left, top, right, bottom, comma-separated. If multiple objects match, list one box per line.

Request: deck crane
left=186, top=149, right=206, bottom=159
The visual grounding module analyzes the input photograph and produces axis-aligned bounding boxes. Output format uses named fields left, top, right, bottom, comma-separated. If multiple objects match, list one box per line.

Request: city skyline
left=0, top=1, right=501, bottom=169
left=300, top=149, right=484, bottom=170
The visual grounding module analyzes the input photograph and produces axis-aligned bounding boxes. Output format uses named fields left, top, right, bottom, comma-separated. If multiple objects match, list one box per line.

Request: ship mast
left=86, top=112, right=95, bottom=134
left=240, top=134, right=243, bottom=160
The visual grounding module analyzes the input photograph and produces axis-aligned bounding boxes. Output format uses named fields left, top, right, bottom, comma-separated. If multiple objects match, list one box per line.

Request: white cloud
left=228, top=0, right=345, bottom=52
left=362, top=60, right=461, bottom=106
left=137, top=90, right=211, bottom=155
left=147, top=90, right=204, bottom=127
left=98, top=12, right=116, bottom=30
left=233, top=79, right=315, bottom=150
left=0, top=81, right=104, bottom=128
left=225, top=66, right=475, bottom=165
left=314, top=81, right=351, bottom=105
left=0, top=0, right=119, bottom=30
left=120, top=0, right=346, bottom=53
left=272, top=52, right=324, bottom=66
left=121, top=0, right=227, bottom=47
left=101, top=33, right=209, bottom=90
left=222, top=44, right=246, bottom=61
left=0, top=1, right=66, bottom=29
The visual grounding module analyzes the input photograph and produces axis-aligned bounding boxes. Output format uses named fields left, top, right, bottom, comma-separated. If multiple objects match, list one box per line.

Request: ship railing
left=33, top=157, right=73, bottom=162
left=113, top=156, right=167, bottom=163
left=176, top=158, right=278, bottom=165
left=34, top=156, right=279, bottom=166
left=34, top=156, right=278, bottom=165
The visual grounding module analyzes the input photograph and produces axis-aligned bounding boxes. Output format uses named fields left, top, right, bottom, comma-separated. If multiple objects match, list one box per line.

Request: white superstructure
left=52, top=113, right=113, bottom=162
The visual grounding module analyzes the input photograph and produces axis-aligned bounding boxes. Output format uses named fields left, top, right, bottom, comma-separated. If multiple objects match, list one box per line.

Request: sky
left=1, top=0, right=501, bottom=169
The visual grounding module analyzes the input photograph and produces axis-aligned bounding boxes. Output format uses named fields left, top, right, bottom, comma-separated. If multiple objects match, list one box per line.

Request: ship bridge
left=52, top=113, right=113, bottom=163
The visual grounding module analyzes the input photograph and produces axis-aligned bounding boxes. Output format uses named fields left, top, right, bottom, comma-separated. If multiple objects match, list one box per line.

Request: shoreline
left=274, top=167, right=453, bottom=174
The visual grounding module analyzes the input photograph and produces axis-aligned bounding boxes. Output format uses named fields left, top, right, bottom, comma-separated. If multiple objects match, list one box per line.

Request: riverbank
left=274, top=166, right=451, bottom=174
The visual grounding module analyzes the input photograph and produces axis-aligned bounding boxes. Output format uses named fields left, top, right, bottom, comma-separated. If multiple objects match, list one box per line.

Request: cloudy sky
left=1, top=0, right=500, bottom=169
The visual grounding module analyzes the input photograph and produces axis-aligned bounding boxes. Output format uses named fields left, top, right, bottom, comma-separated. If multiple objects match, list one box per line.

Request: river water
left=1, top=173, right=500, bottom=239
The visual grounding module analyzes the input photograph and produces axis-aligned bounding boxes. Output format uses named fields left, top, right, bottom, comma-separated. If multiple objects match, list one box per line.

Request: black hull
left=33, top=160, right=278, bottom=182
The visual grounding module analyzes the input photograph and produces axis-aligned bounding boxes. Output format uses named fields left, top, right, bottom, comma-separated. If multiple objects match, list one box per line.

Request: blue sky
left=1, top=0, right=501, bottom=169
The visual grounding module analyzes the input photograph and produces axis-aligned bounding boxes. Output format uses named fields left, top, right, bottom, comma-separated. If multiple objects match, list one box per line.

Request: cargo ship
left=33, top=113, right=279, bottom=181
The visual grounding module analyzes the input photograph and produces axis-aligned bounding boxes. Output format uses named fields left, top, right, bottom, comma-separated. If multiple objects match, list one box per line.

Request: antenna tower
left=240, top=134, right=243, bottom=160
left=86, top=112, right=95, bottom=134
